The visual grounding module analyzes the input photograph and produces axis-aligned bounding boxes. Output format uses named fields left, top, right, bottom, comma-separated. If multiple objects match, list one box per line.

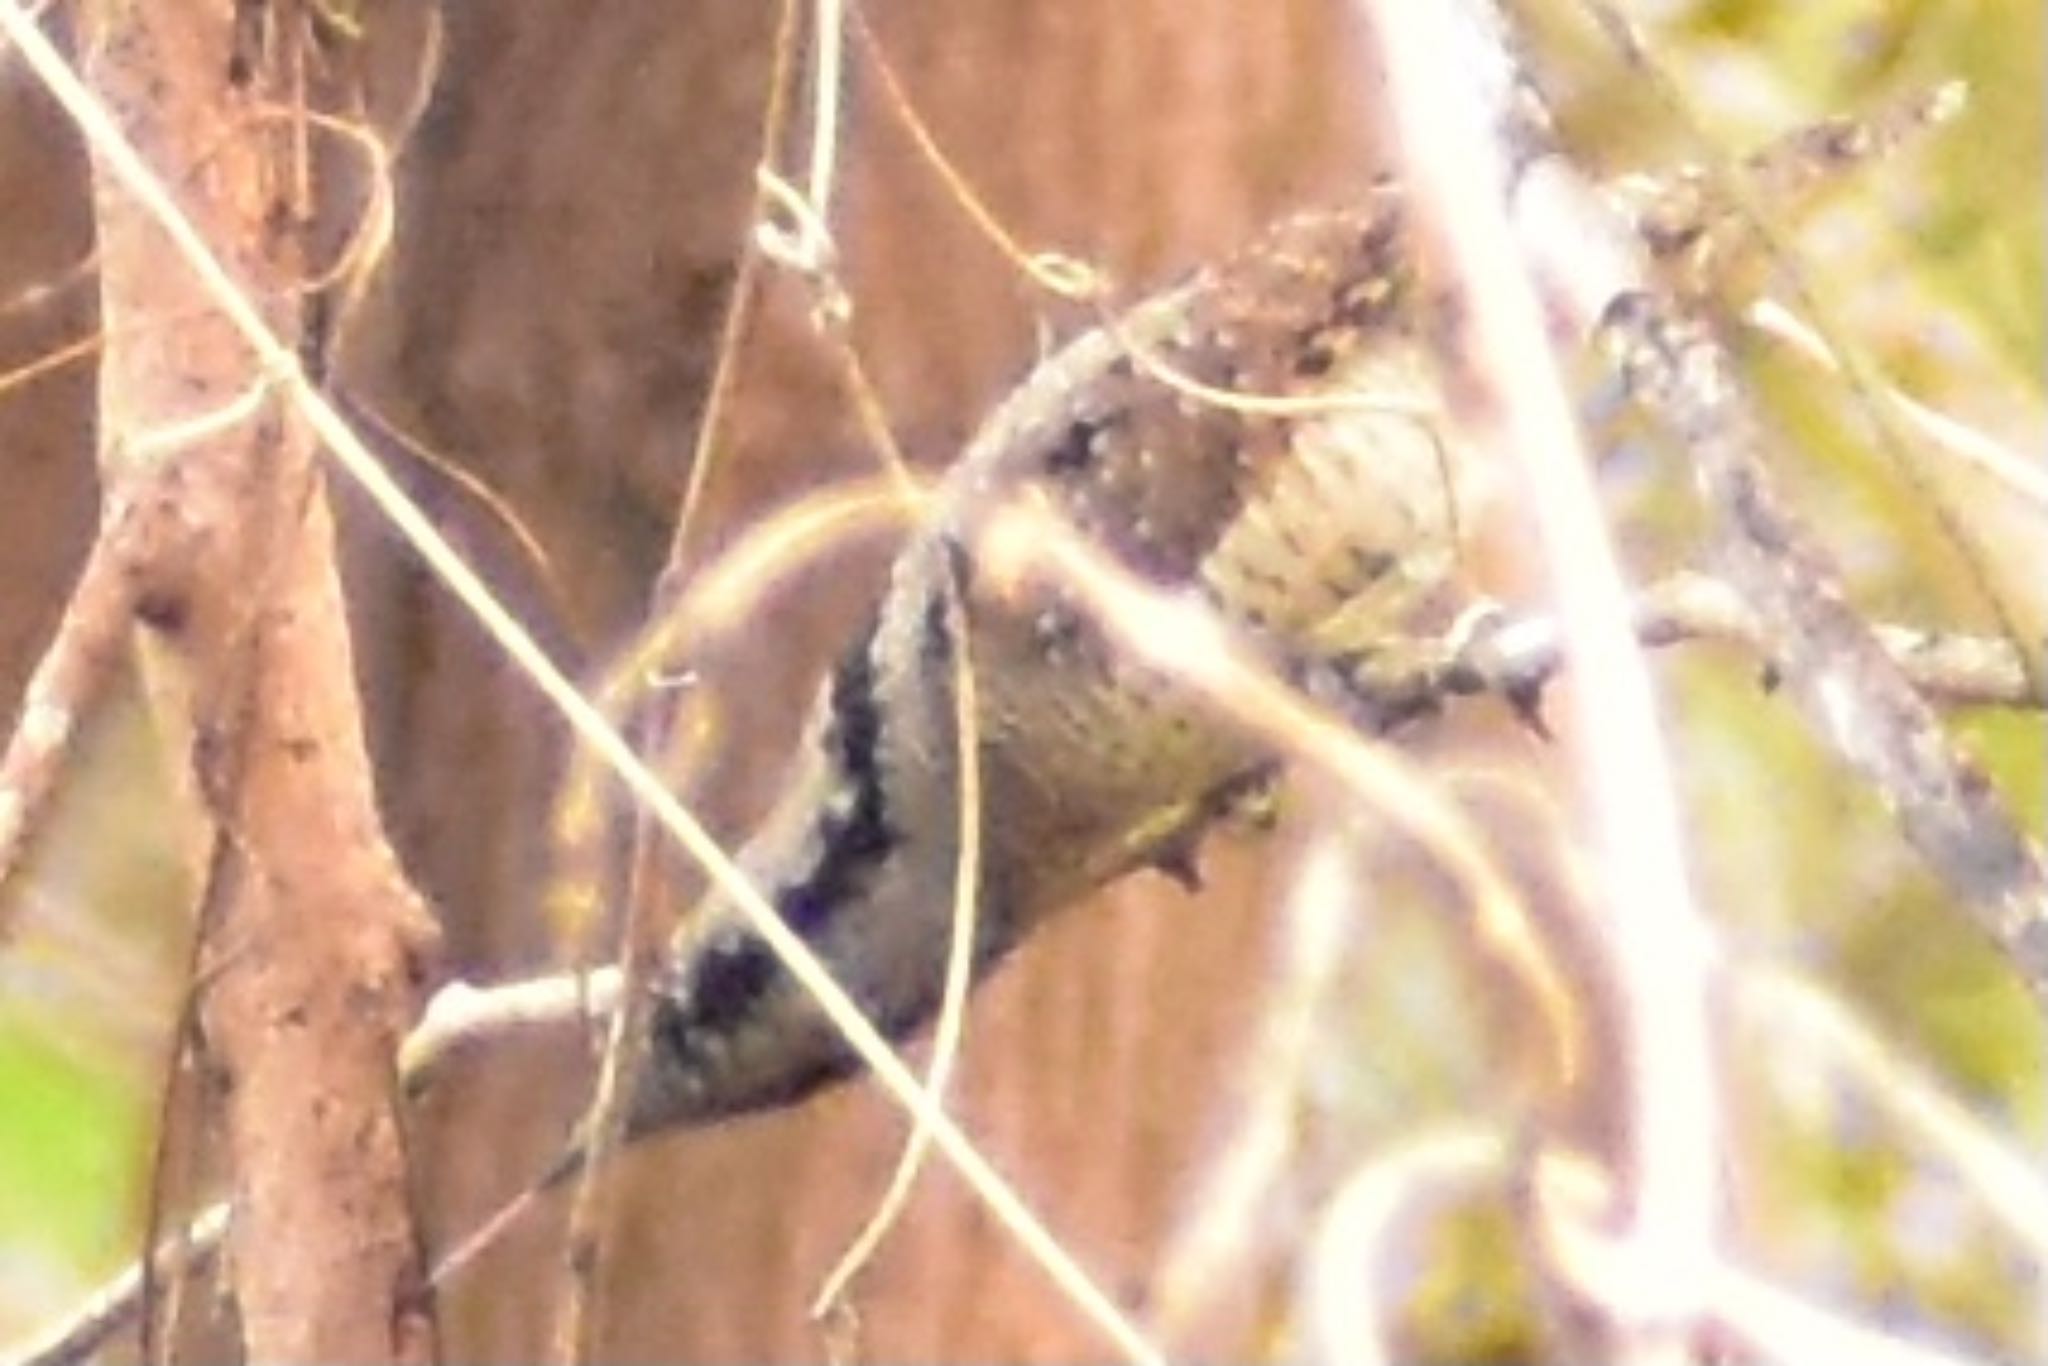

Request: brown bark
left=351, top=0, right=1380, bottom=1359
left=0, top=70, right=96, bottom=716
left=3, top=0, right=2040, bottom=1362
left=75, top=0, right=438, bottom=1359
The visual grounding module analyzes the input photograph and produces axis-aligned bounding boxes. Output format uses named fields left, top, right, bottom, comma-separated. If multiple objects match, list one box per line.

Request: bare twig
left=1302, top=1129, right=2016, bottom=1366
left=399, top=970, right=620, bottom=1086
left=24, top=545, right=2033, bottom=1366
left=5, top=3, right=439, bottom=1361
left=810, top=547, right=983, bottom=1324
left=1304, top=1126, right=1510, bottom=1366
left=1463, top=572, right=2046, bottom=713
left=1583, top=0, right=2044, bottom=701
left=1745, top=299, right=2048, bottom=515
left=1150, top=827, right=1368, bottom=1348
left=545, top=25, right=876, bottom=1312
left=1737, top=965, right=2048, bottom=1269
left=1353, top=6, right=1721, bottom=1361
left=0, top=532, right=135, bottom=925
left=1601, top=293, right=2048, bottom=1005
left=4, top=1203, right=230, bottom=1366
left=980, top=502, right=1577, bottom=1084
left=1539, top=1152, right=2006, bottom=1366
left=744, top=64, right=997, bottom=1322
left=0, top=12, right=1159, bottom=1360
left=660, top=0, right=805, bottom=574
left=549, top=874, right=650, bottom=1364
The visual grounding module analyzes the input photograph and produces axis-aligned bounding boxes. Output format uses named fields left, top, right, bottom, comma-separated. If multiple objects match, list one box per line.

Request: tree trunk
left=347, top=0, right=1375, bottom=1357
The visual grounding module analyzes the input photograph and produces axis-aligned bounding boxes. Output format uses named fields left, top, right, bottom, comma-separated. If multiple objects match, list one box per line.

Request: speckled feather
left=624, top=186, right=1475, bottom=1139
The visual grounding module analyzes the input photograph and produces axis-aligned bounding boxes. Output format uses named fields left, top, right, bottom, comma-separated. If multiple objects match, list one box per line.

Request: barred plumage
left=625, top=187, right=1482, bottom=1137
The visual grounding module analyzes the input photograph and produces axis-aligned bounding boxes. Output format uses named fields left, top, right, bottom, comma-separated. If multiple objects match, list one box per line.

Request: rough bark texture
left=75, top=0, right=438, bottom=1359
left=5, top=0, right=2038, bottom=1361
left=335, top=0, right=1379, bottom=1357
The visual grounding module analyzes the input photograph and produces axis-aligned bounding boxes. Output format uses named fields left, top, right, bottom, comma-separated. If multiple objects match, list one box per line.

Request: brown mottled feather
left=624, top=188, right=1478, bottom=1136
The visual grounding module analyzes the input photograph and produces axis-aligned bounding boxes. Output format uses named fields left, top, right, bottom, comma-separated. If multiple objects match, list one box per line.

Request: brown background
left=2, top=0, right=2041, bottom=1360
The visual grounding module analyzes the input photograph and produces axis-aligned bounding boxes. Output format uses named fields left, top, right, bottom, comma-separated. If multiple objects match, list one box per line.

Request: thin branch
left=1353, top=7, right=1721, bottom=1362
left=4, top=1204, right=230, bottom=1366
left=0, top=14, right=1160, bottom=1361
left=801, top=0, right=847, bottom=233
left=1601, top=293, right=2048, bottom=1006
left=34, top=544, right=2036, bottom=1364
left=1305, top=1126, right=1510, bottom=1366
left=809, top=549, right=983, bottom=1324
left=1461, top=572, right=2046, bottom=714
left=979, top=501, right=1579, bottom=1085
left=0, top=531, right=134, bottom=926
left=1746, top=299, right=2048, bottom=516
left=746, top=90, right=997, bottom=1326
left=659, top=0, right=805, bottom=574
left=6, top=2, right=439, bottom=1360
left=1148, top=827, right=1371, bottom=1348
left=1738, top=965, right=2048, bottom=1270
left=400, top=970, right=620, bottom=1086
left=550, top=860, right=651, bottom=1363
left=1582, top=0, right=2044, bottom=704
left=1539, top=1153, right=2008, bottom=1366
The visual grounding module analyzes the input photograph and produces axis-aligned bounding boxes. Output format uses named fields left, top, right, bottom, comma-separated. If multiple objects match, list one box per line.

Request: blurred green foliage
left=1286, top=2, right=2045, bottom=1361
left=0, top=0, right=2037, bottom=1359
left=0, top=1016, right=148, bottom=1271
left=0, top=682, right=191, bottom=1340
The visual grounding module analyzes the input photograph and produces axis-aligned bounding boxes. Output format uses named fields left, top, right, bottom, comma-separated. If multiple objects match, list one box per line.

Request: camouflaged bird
left=619, top=185, right=1483, bottom=1139
left=604, top=70, right=1971, bottom=1143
